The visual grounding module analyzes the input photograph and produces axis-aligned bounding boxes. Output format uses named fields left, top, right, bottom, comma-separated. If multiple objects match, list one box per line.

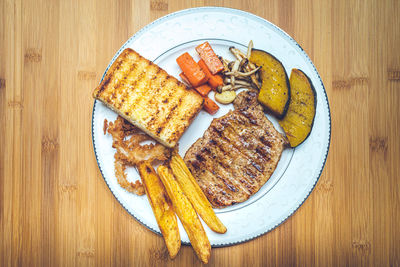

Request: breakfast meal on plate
left=94, top=40, right=316, bottom=263
left=93, top=48, right=204, bottom=148
left=184, top=90, right=288, bottom=207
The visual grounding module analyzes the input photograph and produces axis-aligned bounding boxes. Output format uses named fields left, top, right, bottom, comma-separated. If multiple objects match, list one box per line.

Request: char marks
left=184, top=90, right=287, bottom=208
left=93, top=48, right=204, bottom=147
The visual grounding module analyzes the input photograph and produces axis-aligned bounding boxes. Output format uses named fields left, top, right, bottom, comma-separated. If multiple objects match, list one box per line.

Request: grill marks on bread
left=93, top=48, right=204, bottom=147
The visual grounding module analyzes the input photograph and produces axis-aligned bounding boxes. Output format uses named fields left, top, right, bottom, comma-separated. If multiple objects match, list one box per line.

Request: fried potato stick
left=170, top=154, right=227, bottom=234
left=157, top=165, right=211, bottom=264
left=138, top=162, right=181, bottom=259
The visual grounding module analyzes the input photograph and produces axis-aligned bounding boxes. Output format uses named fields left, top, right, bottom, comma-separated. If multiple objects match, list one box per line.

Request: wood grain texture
left=1, top=0, right=399, bottom=266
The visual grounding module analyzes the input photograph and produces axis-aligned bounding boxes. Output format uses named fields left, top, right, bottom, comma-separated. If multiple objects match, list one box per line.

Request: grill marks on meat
left=184, top=90, right=287, bottom=208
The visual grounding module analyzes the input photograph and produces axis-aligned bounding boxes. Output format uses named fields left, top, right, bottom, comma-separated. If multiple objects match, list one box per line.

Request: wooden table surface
left=1, top=0, right=399, bottom=266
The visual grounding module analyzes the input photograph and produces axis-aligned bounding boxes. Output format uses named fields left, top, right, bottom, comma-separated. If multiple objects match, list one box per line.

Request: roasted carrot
left=198, top=59, right=224, bottom=89
left=179, top=72, right=191, bottom=86
left=194, top=84, right=212, bottom=97
left=176, top=52, right=208, bottom=87
left=196, top=42, right=224, bottom=74
left=203, top=97, right=219, bottom=115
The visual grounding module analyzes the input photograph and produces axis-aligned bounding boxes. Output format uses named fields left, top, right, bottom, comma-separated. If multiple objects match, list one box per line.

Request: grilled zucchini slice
left=250, top=49, right=290, bottom=118
left=279, top=69, right=316, bottom=147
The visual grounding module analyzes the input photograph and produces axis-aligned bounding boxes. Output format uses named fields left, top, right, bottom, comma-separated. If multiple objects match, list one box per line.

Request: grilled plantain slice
left=249, top=49, right=290, bottom=119
left=279, top=69, right=316, bottom=147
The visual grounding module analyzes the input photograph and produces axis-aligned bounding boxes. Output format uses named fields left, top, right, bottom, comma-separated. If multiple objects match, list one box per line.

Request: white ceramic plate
left=92, top=7, right=331, bottom=247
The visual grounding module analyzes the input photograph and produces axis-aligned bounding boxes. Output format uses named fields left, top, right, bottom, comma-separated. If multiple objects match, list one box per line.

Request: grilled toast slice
left=93, top=48, right=204, bottom=148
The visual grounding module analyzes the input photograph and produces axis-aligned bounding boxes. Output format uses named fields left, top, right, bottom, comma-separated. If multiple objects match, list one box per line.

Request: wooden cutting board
left=1, top=0, right=399, bottom=266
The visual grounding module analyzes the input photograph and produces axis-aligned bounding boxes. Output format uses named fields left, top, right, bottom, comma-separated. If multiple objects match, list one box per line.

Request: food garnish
left=170, top=153, right=227, bottom=234
left=138, top=162, right=181, bottom=258
left=249, top=49, right=291, bottom=119
left=279, top=69, right=316, bottom=147
left=158, top=165, right=211, bottom=264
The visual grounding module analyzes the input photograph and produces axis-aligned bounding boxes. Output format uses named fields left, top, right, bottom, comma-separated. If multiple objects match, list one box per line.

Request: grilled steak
left=93, top=48, right=204, bottom=148
left=184, top=90, right=288, bottom=208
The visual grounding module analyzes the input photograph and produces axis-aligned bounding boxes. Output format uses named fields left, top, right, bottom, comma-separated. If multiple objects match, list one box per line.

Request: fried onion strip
left=104, top=116, right=172, bottom=195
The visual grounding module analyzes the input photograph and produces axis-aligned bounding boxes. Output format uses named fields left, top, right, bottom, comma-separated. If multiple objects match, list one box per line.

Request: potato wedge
left=137, top=162, right=181, bottom=259
left=250, top=49, right=290, bottom=119
left=170, top=153, right=227, bottom=234
left=157, top=165, right=211, bottom=264
left=279, top=69, right=316, bottom=147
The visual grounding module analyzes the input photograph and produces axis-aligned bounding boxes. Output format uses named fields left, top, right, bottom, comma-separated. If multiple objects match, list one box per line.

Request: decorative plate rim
left=91, top=6, right=331, bottom=247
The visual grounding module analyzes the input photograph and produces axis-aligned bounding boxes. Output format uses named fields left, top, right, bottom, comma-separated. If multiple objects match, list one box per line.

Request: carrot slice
left=194, top=84, right=212, bottom=97
left=179, top=72, right=191, bottom=86
left=207, top=74, right=223, bottom=89
left=203, top=97, right=219, bottom=115
left=176, top=52, right=208, bottom=87
left=196, top=42, right=224, bottom=74
left=198, top=59, right=224, bottom=89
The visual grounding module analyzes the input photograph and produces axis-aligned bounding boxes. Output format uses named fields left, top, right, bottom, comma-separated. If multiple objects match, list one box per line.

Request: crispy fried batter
left=114, top=159, right=145, bottom=195
left=104, top=116, right=172, bottom=195
left=103, top=118, right=108, bottom=135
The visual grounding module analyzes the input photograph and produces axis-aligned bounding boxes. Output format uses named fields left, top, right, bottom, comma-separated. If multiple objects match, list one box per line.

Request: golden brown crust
left=93, top=48, right=204, bottom=148
left=104, top=117, right=172, bottom=195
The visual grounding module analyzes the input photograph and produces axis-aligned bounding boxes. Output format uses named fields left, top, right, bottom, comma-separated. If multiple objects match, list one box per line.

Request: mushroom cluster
left=214, top=41, right=261, bottom=104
